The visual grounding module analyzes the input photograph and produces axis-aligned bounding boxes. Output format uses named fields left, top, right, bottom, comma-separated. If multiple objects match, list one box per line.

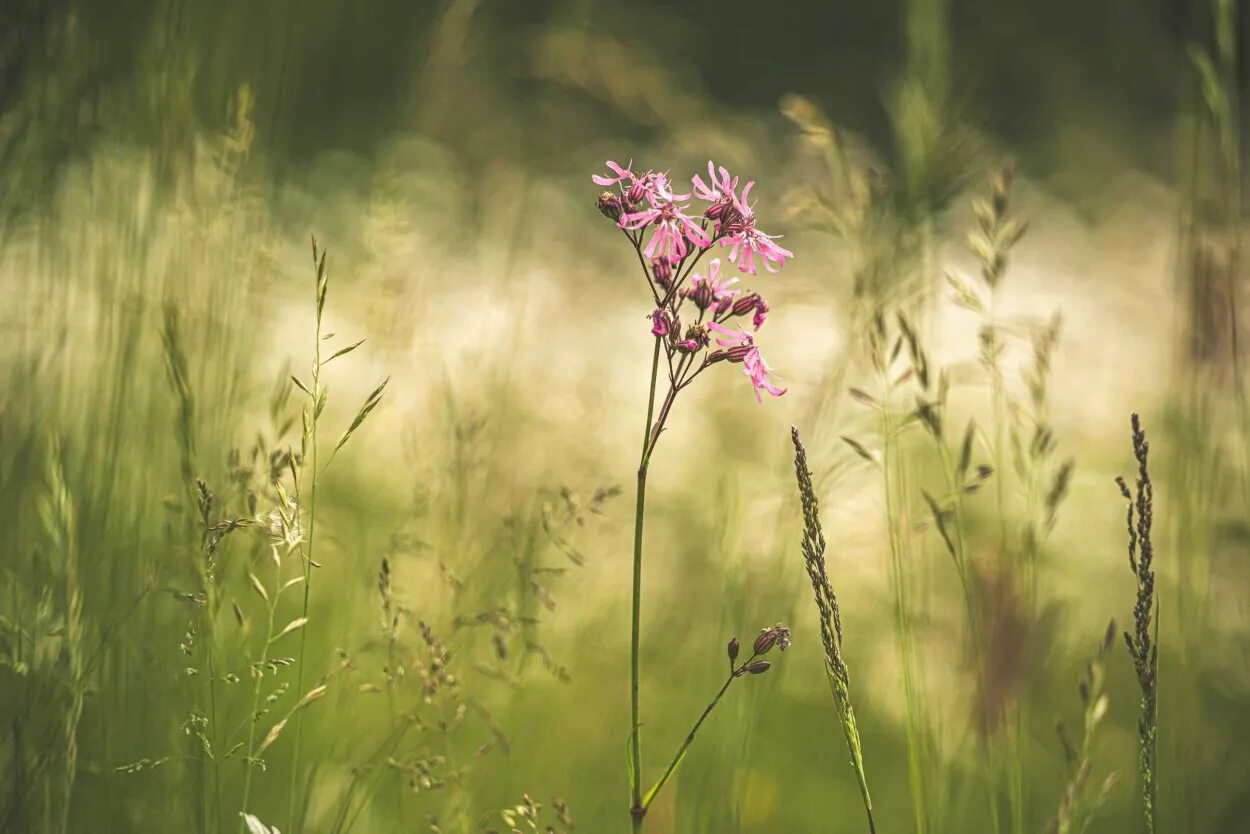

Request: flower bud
left=753, top=630, right=777, bottom=655
left=684, top=323, right=710, bottom=351
left=687, top=281, right=714, bottom=311
left=628, top=180, right=647, bottom=205
left=753, top=624, right=792, bottom=655
left=727, top=637, right=740, bottom=662
left=650, top=308, right=672, bottom=338
left=651, top=258, right=673, bottom=290
left=705, top=198, right=730, bottom=223
left=597, top=191, right=622, bottom=221
left=731, top=293, right=760, bottom=318
left=745, top=660, right=771, bottom=675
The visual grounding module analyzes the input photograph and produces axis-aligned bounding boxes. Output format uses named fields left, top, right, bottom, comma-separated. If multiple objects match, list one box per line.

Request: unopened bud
left=628, top=180, right=647, bottom=205
left=753, top=624, right=791, bottom=655
left=597, top=191, right=622, bottom=221
left=651, top=258, right=673, bottom=289
left=731, top=293, right=760, bottom=317
left=753, top=630, right=777, bottom=655
left=727, top=638, right=740, bottom=662
left=705, top=198, right=731, bottom=222
left=745, top=660, right=771, bottom=675
left=688, top=281, right=714, bottom=311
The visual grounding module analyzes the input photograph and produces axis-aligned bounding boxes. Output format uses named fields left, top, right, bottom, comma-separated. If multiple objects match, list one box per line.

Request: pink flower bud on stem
left=597, top=191, right=623, bottom=221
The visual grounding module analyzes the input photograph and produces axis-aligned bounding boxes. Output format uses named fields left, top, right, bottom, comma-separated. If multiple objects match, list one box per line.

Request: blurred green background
left=2, top=0, right=1249, bottom=832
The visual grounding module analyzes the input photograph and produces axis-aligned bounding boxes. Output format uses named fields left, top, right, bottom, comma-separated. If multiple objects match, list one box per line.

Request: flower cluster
left=595, top=159, right=792, bottom=403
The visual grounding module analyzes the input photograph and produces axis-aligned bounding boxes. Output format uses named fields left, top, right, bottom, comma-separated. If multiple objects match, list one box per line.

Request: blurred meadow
left=2, top=1, right=1250, bottom=832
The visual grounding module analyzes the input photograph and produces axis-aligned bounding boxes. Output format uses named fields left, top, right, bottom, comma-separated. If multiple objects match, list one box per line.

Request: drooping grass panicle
left=791, top=426, right=876, bottom=834
left=1116, top=412, right=1158, bottom=834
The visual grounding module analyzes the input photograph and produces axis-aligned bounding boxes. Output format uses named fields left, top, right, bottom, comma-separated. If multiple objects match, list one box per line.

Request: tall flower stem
left=629, top=336, right=662, bottom=830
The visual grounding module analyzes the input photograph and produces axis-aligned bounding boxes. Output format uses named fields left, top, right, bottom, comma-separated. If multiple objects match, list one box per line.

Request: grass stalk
left=1117, top=413, right=1159, bottom=834
left=239, top=570, right=278, bottom=833
left=288, top=239, right=328, bottom=831
left=880, top=374, right=930, bottom=834
left=791, top=427, right=876, bottom=834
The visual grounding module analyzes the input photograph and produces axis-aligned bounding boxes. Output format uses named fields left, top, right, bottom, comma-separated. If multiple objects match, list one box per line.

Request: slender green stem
left=641, top=669, right=738, bottom=814
left=933, top=440, right=979, bottom=640
left=289, top=283, right=322, bottom=832
left=239, top=598, right=276, bottom=833
left=880, top=365, right=930, bottom=834
left=629, top=336, right=662, bottom=830
left=202, top=605, right=222, bottom=831
left=331, top=719, right=413, bottom=834
left=881, top=371, right=929, bottom=834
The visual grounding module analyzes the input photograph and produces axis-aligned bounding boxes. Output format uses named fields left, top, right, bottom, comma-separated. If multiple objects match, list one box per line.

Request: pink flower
left=684, top=258, right=739, bottom=313
left=708, top=322, right=787, bottom=402
left=718, top=183, right=794, bottom=275
left=621, top=188, right=711, bottom=265
left=752, top=298, right=769, bottom=330
left=691, top=161, right=738, bottom=202
left=593, top=161, right=681, bottom=208
left=650, top=308, right=671, bottom=337
left=592, top=160, right=634, bottom=187
left=691, top=161, right=742, bottom=226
